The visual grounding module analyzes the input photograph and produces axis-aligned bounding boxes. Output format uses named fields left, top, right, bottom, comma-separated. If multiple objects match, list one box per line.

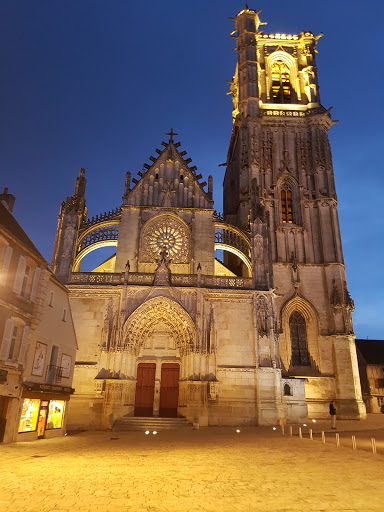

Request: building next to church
left=51, top=6, right=365, bottom=430
left=355, top=339, right=384, bottom=414
left=0, top=190, right=77, bottom=443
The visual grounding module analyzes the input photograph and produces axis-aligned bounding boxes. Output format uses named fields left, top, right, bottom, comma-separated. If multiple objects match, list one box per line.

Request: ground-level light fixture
left=145, top=430, right=150, bottom=435
left=153, top=431, right=157, bottom=435
left=236, top=429, right=240, bottom=433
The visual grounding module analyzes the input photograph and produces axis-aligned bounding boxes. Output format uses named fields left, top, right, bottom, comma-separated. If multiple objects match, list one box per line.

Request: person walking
left=329, top=400, right=337, bottom=429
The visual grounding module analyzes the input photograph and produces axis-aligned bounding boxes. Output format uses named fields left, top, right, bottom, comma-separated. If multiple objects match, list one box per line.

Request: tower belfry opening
left=52, top=7, right=365, bottom=430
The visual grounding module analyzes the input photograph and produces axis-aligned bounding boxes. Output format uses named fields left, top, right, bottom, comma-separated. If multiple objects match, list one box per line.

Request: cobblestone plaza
left=1, top=419, right=384, bottom=512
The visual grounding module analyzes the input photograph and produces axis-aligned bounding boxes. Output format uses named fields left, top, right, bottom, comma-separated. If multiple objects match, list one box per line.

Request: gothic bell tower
left=51, top=168, right=87, bottom=281
left=224, top=6, right=365, bottom=419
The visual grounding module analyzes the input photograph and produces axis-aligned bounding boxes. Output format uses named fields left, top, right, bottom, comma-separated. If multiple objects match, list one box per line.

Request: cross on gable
left=165, top=128, right=178, bottom=143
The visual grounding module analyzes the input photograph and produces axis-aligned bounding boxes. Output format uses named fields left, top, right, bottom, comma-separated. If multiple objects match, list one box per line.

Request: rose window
left=141, top=215, right=189, bottom=263
left=152, top=227, right=181, bottom=255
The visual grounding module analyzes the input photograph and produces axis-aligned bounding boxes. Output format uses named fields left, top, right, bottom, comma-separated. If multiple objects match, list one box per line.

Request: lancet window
left=271, top=61, right=291, bottom=103
left=281, top=185, right=293, bottom=223
left=289, top=311, right=310, bottom=366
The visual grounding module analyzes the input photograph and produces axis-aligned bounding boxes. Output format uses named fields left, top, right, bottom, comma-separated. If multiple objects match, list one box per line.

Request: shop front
left=17, top=382, right=74, bottom=441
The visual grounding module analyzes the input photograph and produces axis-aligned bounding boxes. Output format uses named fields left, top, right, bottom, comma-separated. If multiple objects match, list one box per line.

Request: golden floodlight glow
left=262, top=33, right=299, bottom=40
left=236, top=429, right=240, bottom=433
left=145, top=430, right=150, bottom=435
left=273, top=427, right=277, bottom=430
left=153, top=431, right=157, bottom=435
left=312, top=419, right=316, bottom=423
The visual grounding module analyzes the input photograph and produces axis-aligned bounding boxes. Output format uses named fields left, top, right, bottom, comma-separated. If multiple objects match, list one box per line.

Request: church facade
left=52, top=7, right=365, bottom=429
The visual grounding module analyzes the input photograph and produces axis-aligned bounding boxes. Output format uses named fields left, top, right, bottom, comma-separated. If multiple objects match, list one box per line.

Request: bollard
left=321, top=431, right=325, bottom=444
left=289, top=426, right=293, bottom=437
left=336, top=433, right=340, bottom=447
left=298, top=427, right=302, bottom=438
left=352, top=435, right=356, bottom=450
left=309, top=428, right=313, bottom=440
left=281, top=424, right=285, bottom=435
left=371, top=438, right=377, bottom=454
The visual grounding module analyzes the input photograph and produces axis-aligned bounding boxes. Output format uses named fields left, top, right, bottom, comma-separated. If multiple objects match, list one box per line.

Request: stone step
left=112, top=416, right=193, bottom=431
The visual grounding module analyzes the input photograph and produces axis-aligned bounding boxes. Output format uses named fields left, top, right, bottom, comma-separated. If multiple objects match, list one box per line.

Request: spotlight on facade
left=153, top=431, right=157, bottom=435
left=312, top=419, right=316, bottom=423
left=272, top=427, right=277, bottom=430
left=236, top=429, right=240, bottom=433
left=145, top=430, right=150, bottom=435
left=303, top=424, right=307, bottom=427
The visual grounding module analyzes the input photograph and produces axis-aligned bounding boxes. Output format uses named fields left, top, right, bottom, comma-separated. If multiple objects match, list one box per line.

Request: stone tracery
left=140, top=214, right=190, bottom=263
left=122, top=297, right=195, bottom=356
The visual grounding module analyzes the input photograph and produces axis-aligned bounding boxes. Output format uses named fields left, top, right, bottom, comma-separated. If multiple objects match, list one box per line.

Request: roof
left=355, top=339, right=384, bottom=365
left=125, top=136, right=213, bottom=209
left=0, top=202, right=46, bottom=262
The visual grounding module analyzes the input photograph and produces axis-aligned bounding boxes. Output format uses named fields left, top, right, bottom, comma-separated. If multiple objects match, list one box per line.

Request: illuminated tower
left=51, top=168, right=87, bottom=281
left=224, top=7, right=365, bottom=418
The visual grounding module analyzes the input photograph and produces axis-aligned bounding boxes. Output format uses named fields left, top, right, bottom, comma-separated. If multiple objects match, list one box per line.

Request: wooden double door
left=134, top=363, right=179, bottom=417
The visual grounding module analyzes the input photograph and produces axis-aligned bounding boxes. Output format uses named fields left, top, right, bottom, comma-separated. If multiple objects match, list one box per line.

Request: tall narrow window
left=0, top=239, right=12, bottom=287
left=271, top=61, right=291, bottom=103
left=289, top=311, right=310, bottom=366
left=281, top=185, right=293, bottom=223
left=8, top=325, right=19, bottom=361
left=20, top=265, right=31, bottom=298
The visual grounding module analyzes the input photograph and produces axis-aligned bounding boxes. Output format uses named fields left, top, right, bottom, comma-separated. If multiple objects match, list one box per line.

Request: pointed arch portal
left=122, top=296, right=195, bottom=417
left=122, top=296, right=195, bottom=354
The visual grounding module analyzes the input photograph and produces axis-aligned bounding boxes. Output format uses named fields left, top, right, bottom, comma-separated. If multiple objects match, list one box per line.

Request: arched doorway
left=122, top=297, right=195, bottom=417
left=134, top=362, right=180, bottom=417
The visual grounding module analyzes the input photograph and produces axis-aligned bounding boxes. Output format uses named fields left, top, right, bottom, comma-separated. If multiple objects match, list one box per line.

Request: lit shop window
left=18, top=399, right=40, bottom=432
left=46, top=400, right=65, bottom=429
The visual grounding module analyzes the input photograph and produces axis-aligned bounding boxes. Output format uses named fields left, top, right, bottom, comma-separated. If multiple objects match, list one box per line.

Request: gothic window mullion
left=281, top=187, right=293, bottom=224
left=289, top=311, right=310, bottom=367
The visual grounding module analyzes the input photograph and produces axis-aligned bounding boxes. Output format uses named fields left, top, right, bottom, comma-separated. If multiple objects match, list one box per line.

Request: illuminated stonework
left=50, top=6, right=366, bottom=434
left=122, top=296, right=195, bottom=356
left=141, top=214, right=190, bottom=263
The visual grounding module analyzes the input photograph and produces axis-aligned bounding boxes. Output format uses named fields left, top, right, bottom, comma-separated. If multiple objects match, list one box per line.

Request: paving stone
left=1, top=424, right=384, bottom=511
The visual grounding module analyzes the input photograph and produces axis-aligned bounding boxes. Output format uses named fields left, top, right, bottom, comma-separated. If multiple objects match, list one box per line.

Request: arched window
left=284, top=383, right=292, bottom=396
left=289, top=311, right=310, bottom=366
left=271, top=61, right=291, bottom=103
left=281, top=184, right=293, bottom=223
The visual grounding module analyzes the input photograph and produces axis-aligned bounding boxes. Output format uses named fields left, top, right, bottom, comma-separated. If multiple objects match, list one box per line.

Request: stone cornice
left=121, top=205, right=215, bottom=214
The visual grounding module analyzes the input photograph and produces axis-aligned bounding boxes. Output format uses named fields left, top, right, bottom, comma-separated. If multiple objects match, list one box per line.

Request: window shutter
left=0, top=245, right=12, bottom=286
left=18, top=325, right=30, bottom=364
left=0, top=318, right=13, bottom=361
left=30, top=267, right=41, bottom=302
left=13, top=255, right=26, bottom=294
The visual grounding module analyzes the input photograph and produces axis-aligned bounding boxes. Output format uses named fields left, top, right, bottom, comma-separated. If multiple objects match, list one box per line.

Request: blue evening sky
left=0, top=1, right=382, bottom=339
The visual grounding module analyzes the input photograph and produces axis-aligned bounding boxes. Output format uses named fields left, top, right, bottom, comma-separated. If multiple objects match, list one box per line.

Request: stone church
left=51, top=6, right=365, bottom=429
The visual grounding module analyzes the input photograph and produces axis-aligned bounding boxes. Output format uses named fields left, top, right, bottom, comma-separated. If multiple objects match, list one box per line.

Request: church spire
left=74, top=168, right=86, bottom=197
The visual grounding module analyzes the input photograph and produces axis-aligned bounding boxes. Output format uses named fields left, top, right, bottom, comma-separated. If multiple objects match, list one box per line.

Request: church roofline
left=126, top=134, right=212, bottom=203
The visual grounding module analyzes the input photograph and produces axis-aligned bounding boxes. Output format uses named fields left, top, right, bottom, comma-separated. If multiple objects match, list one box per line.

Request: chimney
left=0, top=188, right=16, bottom=213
